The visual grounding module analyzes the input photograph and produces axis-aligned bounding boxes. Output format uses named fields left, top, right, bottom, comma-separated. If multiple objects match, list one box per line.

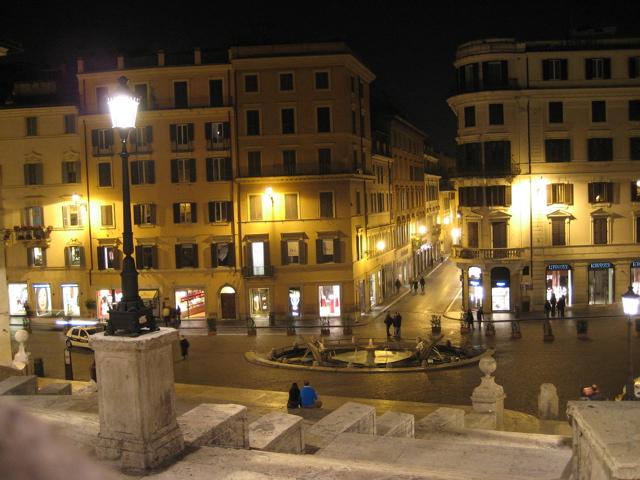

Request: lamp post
left=621, top=285, right=639, bottom=400
left=105, top=76, right=157, bottom=335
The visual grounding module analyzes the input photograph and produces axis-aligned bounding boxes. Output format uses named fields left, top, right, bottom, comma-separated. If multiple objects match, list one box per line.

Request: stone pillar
left=471, top=356, right=506, bottom=430
left=90, top=328, right=184, bottom=470
left=538, top=383, right=559, bottom=420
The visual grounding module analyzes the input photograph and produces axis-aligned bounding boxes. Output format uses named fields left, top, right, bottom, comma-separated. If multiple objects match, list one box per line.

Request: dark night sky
left=2, top=0, right=639, bottom=154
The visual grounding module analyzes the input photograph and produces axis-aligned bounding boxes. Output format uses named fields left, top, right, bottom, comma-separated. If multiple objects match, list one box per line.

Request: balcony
left=452, top=245, right=525, bottom=261
left=239, top=161, right=367, bottom=178
left=13, top=225, right=52, bottom=241
left=455, top=163, right=521, bottom=178
left=242, top=265, right=275, bottom=278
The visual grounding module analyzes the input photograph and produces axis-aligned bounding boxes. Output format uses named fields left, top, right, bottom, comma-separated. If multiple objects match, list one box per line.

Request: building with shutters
left=447, top=30, right=640, bottom=313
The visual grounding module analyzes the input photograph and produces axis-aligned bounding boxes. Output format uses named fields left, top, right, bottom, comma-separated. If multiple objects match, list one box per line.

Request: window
left=97, top=246, right=119, bottom=270
left=319, top=192, right=334, bottom=218
left=65, top=246, right=85, bottom=267
left=492, top=222, right=507, bottom=248
left=282, top=239, right=306, bottom=265
left=244, top=74, right=259, bottom=92
left=212, top=242, right=235, bottom=267
left=630, top=101, right=640, bottom=121
left=207, top=201, right=232, bottom=223
left=458, top=63, right=479, bottom=92
left=174, top=81, right=188, bottom=108
left=542, top=59, right=568, bottom=80
left=246, top=110, right=260, bottom=135
left=284, top=193, right=298, bottom=220
left=176, top=243, right=198, bottom=268
left=630, top=57, right=640, bottom=78
left=485, top=186, right=511, bottom=206
left=171, top=158, right=196, bottom=183
left=592, top=101, right=606, bottom=122
left=315, top=71, right=329, bottom=89
left=551, top=218, right=567, bottom=246
left=169, top=123, right=194, bottom=151
left=91, top=129, right=114, bottom=156
left=133, top=203, right=156, bottom=226
left=316, top=107, right=331, bottom=133
left=96, top=86, right=109, bottom=114
left=283, top=150, right=296, bottom=174
left=549, top=102, right=563, bottom=123
left=24, top=163, right=43, bottom=185
left=588, top=182, right=614, bottom=203
left=632, top=138, right=640, bottom=161
left=25, top=206, right=44, bottom=226
left=206, top=157, right=232, bottom=181
left=593, top=217, right=609, bottom=245
left=467, top=222, right=479, bottom=248
left=135, top=245, right=158, bottom=269
left=249, top=195, right=263, bottom=221
left=205, top=122, right=229, bottom=149
left=62, top=205, right=82, bottom=227
left=248, top=151, right=261, bottom=176
left=586, top=58, right=611, bottom=79
left=588, top=138, right=613, bottom=162
left=316, top=238, right=340, bottom=263
left=131, top=160, right=155, bottom=185
left=173, top=202, right=197, bottom=223
left=62, top=161, right=81, bottom=184
left=280, top=72, right=294, bottom=91
left=64, top=114, right=76, bottom=134
left=133, top=84, right=148, bottom=111
left=546, top=184, right=574, bottom=205
left=98, top=162, right=112, bottom=187
left=281, top=108, right=295, bottom=134
left=484, top=141, right=511, bottom=173
left=318, top=148, right=331, bottom=173
left=209, top=79, right=223, bottom=107
left=27, top=247, right=46, bottom=267
left=464, top=106, right=475, bottom=127
left=545, top=139, right=571, bottom=163
left=100, top=205, right=114, bottom=227
left=488, top=104, right=504, bottom=125
left=482, top=60, right=508, bottom=89
left=130, top=126, right=153, bottom=153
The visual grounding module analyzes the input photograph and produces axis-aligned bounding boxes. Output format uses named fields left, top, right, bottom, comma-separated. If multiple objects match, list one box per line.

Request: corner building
left=447, top=32, right=640, bottom=312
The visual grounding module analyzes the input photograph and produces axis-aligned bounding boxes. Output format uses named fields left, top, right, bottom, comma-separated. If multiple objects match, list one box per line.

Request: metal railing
left=452, top=246, right=525, bottom=260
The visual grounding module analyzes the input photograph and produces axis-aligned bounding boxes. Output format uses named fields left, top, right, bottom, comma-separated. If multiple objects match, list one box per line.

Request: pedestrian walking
left=393, top=312, right=402, bottom=338
left=180, top=335, right=190, bottom=360
left=549, top=292, right=557, bottom=317
left=476, top=306, right=484, bottom=327
left=466, top=308, right=475, bottom=330
left=413, top=280, right=418, bottom=294
left=419, top=276, right=425, bottom=293
left=544, top=300, right=551, bottom=318
left=557, top=295, right=566, bottom=317
left=383, top=311, right=394, bottom=337
left=162, top=303, right=171, bottom=327
left=395, top=278, right=401, bottom=293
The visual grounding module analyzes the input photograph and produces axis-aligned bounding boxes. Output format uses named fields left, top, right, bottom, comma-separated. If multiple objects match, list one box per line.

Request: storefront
left=467, top=266, right=484, bottom=309
left=288, top=287, right=301, bottom=318
left=319, top=284, right=341, bottom=317
left=139, top=289, right=160, bottom=318
left=490, top=267, right=510, bottom=312
left=8, top=283, right=28, bottom=316
left=220, top=285, right=237, bottom=319
left=546, top=264, right=572, bottom=306
left=631, top=262, right=640, bottom=295
left=250, top=287, right=270, bottom=318
left=97, top=289, right=122, bottom=320
left=175, top=288, right=205, bottom=318
left=61, top=284, right=80, bottom=316
left=588, top=262, right=614, bottom=305
left=34, top=284, right=52, bottom=316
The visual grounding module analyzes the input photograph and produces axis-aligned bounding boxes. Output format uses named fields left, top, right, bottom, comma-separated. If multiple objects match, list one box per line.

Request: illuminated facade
left=448, top=32, right=640, bottom=312
left=2, top=43, right=440, bottom=322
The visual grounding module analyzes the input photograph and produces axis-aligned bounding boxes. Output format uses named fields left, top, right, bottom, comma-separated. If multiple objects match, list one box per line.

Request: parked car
left=65, top=325, right=104, bottom=349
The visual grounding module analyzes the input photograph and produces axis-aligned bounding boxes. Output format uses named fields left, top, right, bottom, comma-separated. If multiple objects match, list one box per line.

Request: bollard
left=33, top=357, right=44, bottom=377
left=64, top=348, right=73, bottom=381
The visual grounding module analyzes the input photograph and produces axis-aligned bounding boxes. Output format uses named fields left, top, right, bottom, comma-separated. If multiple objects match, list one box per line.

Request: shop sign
left=589, top=262, right=612, bottom=269
left=547, top=264, right=570, bottom=270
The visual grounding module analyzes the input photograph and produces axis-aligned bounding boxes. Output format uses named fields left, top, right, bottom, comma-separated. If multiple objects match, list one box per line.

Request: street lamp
left=105, top=76, right=157, bottom=335
left=621, top=285, right=639, bottom=400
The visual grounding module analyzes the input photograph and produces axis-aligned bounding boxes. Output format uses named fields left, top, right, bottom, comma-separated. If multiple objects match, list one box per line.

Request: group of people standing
left=544, top=292, right=566, bottom=318
left=287, top=381, right=323, bottom=409
left=383, top=311, right=403, bottom=338
left=464, top=307, right=484, bottom=330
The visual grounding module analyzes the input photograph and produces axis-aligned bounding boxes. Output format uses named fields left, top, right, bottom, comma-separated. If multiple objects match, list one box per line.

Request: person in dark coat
left=476, top=306, right=484, bottom=327
left=466, top=308, right=475, bottom=330
left=550, top=292, right=557, bottom=317
left=287, top=382, right=301, bottom=408
left=179, top=335, right=190, bottom=360
left=393, top=312, right=402, bottom=338
left=395, top=278, right=401, bottom=293
left=419, top=276, right=425, bottom=293
left=383, top=311, right=394, bottom=337
left=544, top=300, right=552, bottom=318
left=557, top=295, right=566, bottom=317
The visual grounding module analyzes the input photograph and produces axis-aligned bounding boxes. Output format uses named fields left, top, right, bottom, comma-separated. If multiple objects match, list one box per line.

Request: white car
left=65, top=325, right=103, bottom=349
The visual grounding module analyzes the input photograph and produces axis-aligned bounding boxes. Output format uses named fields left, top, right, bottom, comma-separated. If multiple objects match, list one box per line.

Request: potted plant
left=543, top=320, right=554, bottom=341
left=485, top=319, right=495, bottom=336
left=459, top=312, right=470, bottom=333
left=320, top=317, right=330, bottom=335
left=511, top=320, right=522, bottom=339
left=246, top=316, right=257, bottom=336
left=286, top=315, right=296, bottom=336
left=576, top=319, right=589, bottom=339
left=342, top=315, right=353, bottom=335
left=206, top=317, right=217, bottom=335
left=85, top=299, right=97, bottom=318
left=430, top=314, right=441, bottom=333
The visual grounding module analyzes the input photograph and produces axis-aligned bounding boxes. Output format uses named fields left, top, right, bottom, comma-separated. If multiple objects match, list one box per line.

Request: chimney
left=158, top=49, right=165, bottom=67
left=117, top=54, right=124, bottom=70
left=77, top=56, right=84, bottom=73
left=194, top=47, right=201, bottom=65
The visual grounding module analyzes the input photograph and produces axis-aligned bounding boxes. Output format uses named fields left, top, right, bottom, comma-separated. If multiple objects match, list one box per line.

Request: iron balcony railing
left=239, top=161, right=367, bottom=178
left=241, top=265, right=275, bottom=278
left=452, top=245, right=525, bottom=260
